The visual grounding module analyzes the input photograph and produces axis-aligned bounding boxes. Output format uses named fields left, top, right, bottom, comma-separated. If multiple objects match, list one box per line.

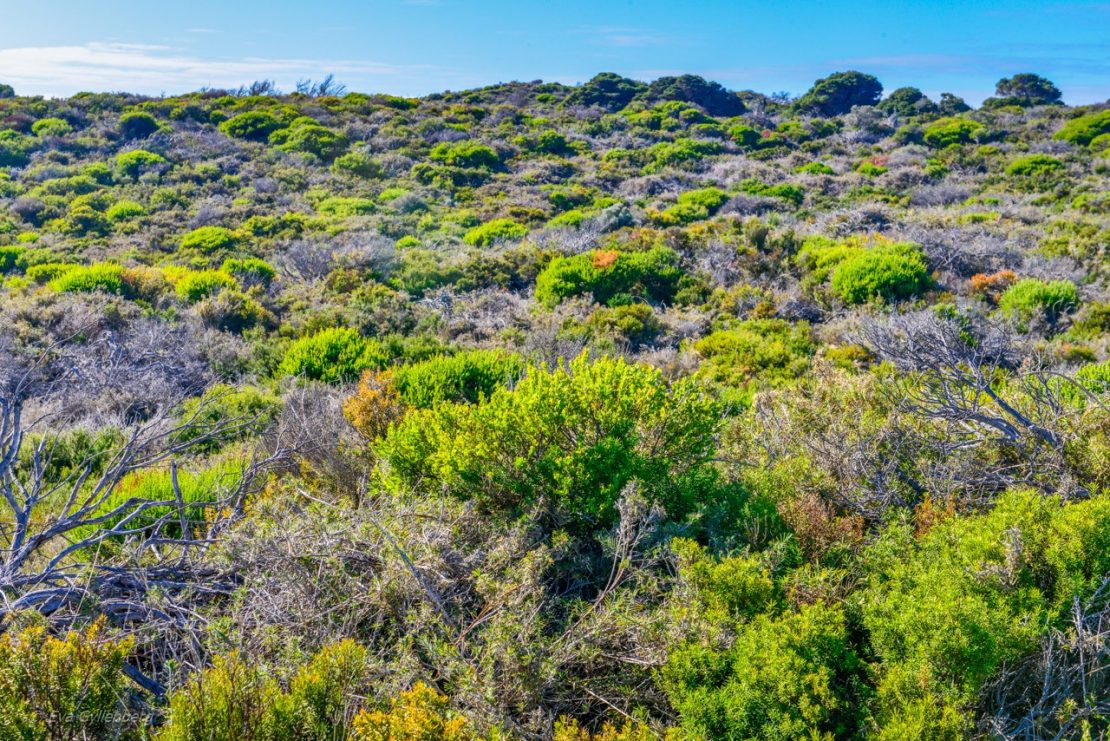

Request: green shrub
left=830, top=243, right=930, bottom=304
left=662, top=602, right=862, bottom=739
left=221, top=257, right=276, bottom=287
left=393, top=349, right=524, bottom=408
left=585, top=302, right=661, bottom=345
left=650, top=187, right=728, bottom=225
left=379, top=353, right=722, bottom=528
left=797, top=238, right=930, bottom=305
left=0, top=622, right=141, bottom=740
left=279, top=327, right=387, bottom=383
left=1006, top=154, right=1065, bottom=189
left=27, top=263, right=79, bottom=284
left=270, top=118, right=347, bottom=160
left=998, top=278, right=1079, bottom=323
left=317, top=196, right=376, bottom=217
left=219, top=110, right=284, bottom=141
left=106, top=199, right=146, bottom=222
left=119, top=110, right=159, bottom=139
left=48, top=263, right=126, bottom=295
left=694, top=320, right=816, bottom=405
left=196, top=289, right=274, bottom=333
left=180, top=225, right=239, bottom=253
left=0, top=130, right=32, bottom=168
left=175, top=269, right=239, bottom=303
left=114, top=149, right=166, bottom=180
left=31, top=117, right=72, bottom=137
left=462, top=218, right=528, bottom=246
left=0, top=245, right=24, bottom=274
left=1056, top=110, right=1110, bottom=146
left=856, top=160, right=887, bottom=176
left=429, top=141, right=500, bottom=169
left=728, top=124, right=762, bottom=148
left=643, top=138, right=722, bottom=172
left=331, top=151, right=383, bottom=178
left=156, top=652, right=280, bottom=740
left=922, top=117, right=984, bottom=148
left=796, top=161, right=835, bottom=175
left=859, top=490, right=1110, bottom=734
left=535, top=247, right=683, bottom=308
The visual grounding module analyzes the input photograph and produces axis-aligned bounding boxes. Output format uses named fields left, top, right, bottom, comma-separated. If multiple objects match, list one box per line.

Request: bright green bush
left=797, top=238, right=929, bottom=305
left=998, top=277, right=1079, bottom=322
left=271, top=118, right=347, bottom=160
left=858, top=490, right=1110, bottom=734
left=180, top=225, right=239, bottom=253
left=643, top=138, right=722, bottom=172
left=535, top=247, right=683, bottom=308
left=157, top=640, right=370, bottom=740
left=429, top=141, right=500, bottom=169
left=114, top=149, right=166, bottom=180
left=1056, top=109, right=1110, bottom=146
left=27, top=263, right=79, bottom=285
left=279, top=327, right=388, bottom=383
left=379, top=353, right=722, bottom=527
left=175, top=269, right=239, bottom=303
left=694, top=320, right=816, bottom=405
left=31, top=117, right=72, bottom=137
left=796, top=161, right=835, bottom=175
left=219, top=110, right=284, bottom=141
left=1006, top=154, right=1065, bottom=189
left=48, top=263, right=126, bottom=295
left=462, top=218, right=528, bottom=246
left=922, top=117, right=984, bottom=148
left=119, top=110, right=159, bottom=139
left=221, top=257, right=276, bottom=286
left=662, top=602, right=862, bottom=740
left=728, top=124, right=762, bottom=148
left=856, top=160, right=887, bottom=176
left=392, top=349, right=524, bottom=408
left=830, top=243, right=930, bottom=304
left=106, top=199, right=146, bottom=222
left=650, top=187, right=728, bottom=225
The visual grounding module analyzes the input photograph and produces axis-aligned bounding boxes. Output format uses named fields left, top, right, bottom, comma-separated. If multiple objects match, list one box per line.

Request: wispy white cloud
left=0, top=42, right=430, bottom=96
left=587, top=26, right=674, bottom=48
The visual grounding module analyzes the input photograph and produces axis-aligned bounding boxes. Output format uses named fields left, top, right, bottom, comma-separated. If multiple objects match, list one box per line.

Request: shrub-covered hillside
left=1, top=69, right=1110, bottom=738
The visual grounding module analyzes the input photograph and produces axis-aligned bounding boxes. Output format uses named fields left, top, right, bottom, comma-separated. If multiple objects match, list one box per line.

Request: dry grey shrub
left=213, top=485, right=677, bottom=735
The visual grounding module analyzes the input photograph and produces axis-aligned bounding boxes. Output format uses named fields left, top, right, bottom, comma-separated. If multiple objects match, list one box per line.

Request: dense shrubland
left=0, top=68, right=1109, bottom=738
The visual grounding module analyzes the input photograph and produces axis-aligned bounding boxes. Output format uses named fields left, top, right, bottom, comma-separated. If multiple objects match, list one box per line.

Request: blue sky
left=2, top=0, right=1108, bottom=104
